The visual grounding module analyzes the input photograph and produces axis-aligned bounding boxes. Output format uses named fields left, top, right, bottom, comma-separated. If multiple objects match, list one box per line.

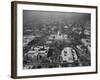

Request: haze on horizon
left=23, top=10, right=90, bottom=25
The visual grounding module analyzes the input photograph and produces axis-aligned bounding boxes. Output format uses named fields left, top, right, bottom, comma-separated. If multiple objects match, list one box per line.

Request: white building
left=49, top=31, right=68, bottom=40
left=61, top=47, right=78, bottom=63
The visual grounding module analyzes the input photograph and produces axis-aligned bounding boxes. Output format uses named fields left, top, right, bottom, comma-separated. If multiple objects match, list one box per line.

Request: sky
left=23, top=10, right=90, bottom=25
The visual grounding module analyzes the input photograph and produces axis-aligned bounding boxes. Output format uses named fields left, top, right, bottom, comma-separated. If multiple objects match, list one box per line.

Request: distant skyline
left=23, top=10, right=90, bottom=25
